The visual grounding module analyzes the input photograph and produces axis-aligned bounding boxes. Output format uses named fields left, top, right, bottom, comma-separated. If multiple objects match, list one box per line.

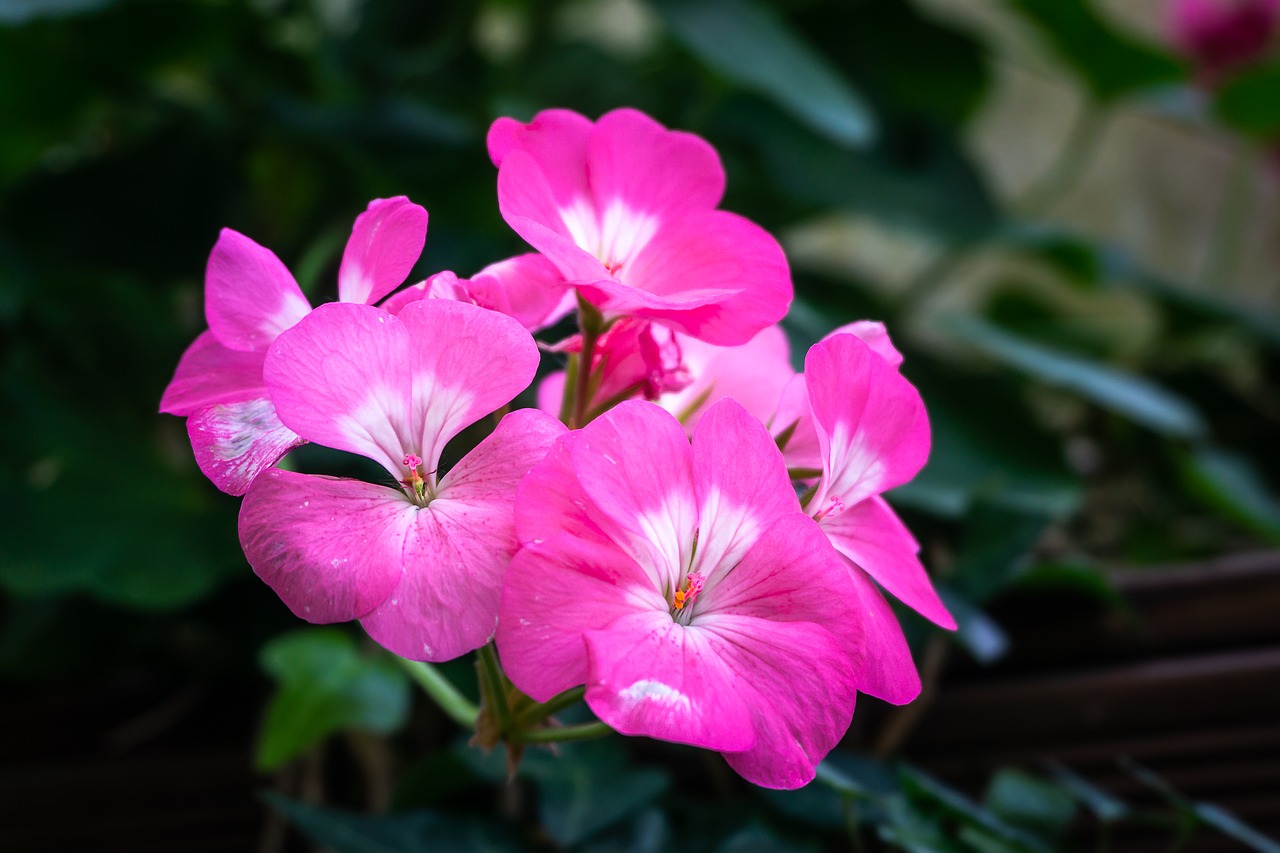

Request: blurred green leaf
left=655, top=0, right=875, bottom=147
left=900, top=766, right=1050, bottom=852
left=262, top=793, right=523, bottom=853
left=1195, top=803, right=1280, bottom=853
left=951, top=499, right=1053, bottom=602
left=1214, top=62, right=1280, bottom=137
left=576, top=809, right=671, bottom=853
left=257, top=628, right=410, bottom=770
left=948, top=314, right=1207, bottom=439
left=1179, top=446, right=1280, bottom=544
left=0, top=0, right=112, bottom=24
left=984, top=769, right=1075, bottom=841
left=716, top=824, right=820, bottom=853
left=937, top=590, right=1010, bottom=665
left=1006, top=0, right=1184, bottom=100
left=1013, top=561, right=1126, bottom=609
left=1046, top=763, right=1129, bottom=823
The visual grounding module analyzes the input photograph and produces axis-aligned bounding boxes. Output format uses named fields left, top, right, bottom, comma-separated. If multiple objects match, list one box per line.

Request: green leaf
left=1045, top=763, right=1129, bottom=823
left=947, top=314, right=1207, bottom=439
left=1195, top=803, right=1280, bottom=853
left=257, top=629, right=410, bottom=771
left=262, top=793, right=523, bottom=853
left=717, top=824, right=820, bottom=853
left=1179, top=446, right=1280, bottom=544
left=937, top=590, right=1009, bottom=665
left=1007, top=0, right=1184, bottom=100
left=1013, top=561, right=1127, bottom=609
left=1215, top=63, right=1280, bottom=138
left=900, top=767, right=1051, bottom=852
left=0, top=0, right=112, bottom=24
left=984, top=769, right=1076, bottom=841
left=655, top=0, right=875, bottom=147
left=951, top=499, right=1053, bottom=603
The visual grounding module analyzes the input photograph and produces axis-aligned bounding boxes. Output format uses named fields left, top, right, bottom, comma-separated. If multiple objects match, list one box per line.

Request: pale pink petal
left=689, top=400, right=798, bottom=574
left=188, top=397, right=305, bottom=495
left=712, top=616, right=856, bottom=789
left=265, top=302, right=413, bottom=477
left=821, top=496, right=955, bottom=630
left=338, top=197, right=429, bottom=306
left=468, top=253, right=575, bottom=332
left=845, top=565, right=921, bottom=704
left=584, top=612, right=756, bottom=753
left=498, top=534, right=660, bottom=701
left=395, top=299, right=541, bottom=469
left=823, top=320, right=904, bottom=368
left=160, top=331, right=267, bottom=416
left=514, top=434, right=617, bottom=552
left=772, top=375, right=821, bottom=471
left=584, top=210, right=791, bottom=345
left=239, top=468, right=410, bottom=623
left=488, top=109, right=594, bottom=204
left=586, top=108, right=725, bottom=220
left=438, top=408, right=565, bottom=507
left=806, top=333, right=929, bottom=507
left=205, top=228, right=311, bottom=352
left=568, top=401, right=698, bottom=589
left=536, top=371, right=567, bottom=419
left=659, top=326, right=793, bottom=430
left=378, top=271, right=473, bottom=316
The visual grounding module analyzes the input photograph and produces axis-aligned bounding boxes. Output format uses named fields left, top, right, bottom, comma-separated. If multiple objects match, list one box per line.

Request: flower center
left=401, top=453, right=434, bottom=506
left=670, top=572, right=705, bottom=624
left=813, top=496, right=845, bottom=523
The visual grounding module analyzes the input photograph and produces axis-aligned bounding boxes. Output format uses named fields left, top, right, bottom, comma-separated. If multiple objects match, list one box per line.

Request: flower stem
left=477, top=642, right=512, bottom=735
left=395, top=658, right=478, bottom=728
left=571, top=295, right=604, bottom=429
left=515, top=685, right=585, bottom=727
left=510, top=720, right=613, bottom=744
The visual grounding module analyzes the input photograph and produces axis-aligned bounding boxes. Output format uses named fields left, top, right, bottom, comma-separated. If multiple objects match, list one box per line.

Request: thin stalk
left=396, top=658, right=478, bottom=728
left=571, top=296, right=604, bottom=429
left=477, top=643, right=512, bottom=735
left=558, top=353, right=579, bottom=426
left=585, top=381, right=647, bottom=424
left=510, top=720, right=613, bottom=744
left=515, top=686, right=585, bottom=727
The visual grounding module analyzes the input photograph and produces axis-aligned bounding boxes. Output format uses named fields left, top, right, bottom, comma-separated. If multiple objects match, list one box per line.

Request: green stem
left=477, top=643, right=512, bottom=734
left=585, top=381, right=647, bottom=424
left=510, top=720, right=613, bottom=744
left=558, top=353, right=579, bottom=426
left=571, top=296, right=604, bottom=429
left=515, top=685, right=585, bottom=727
left=396, top=658, right=478, bottom=728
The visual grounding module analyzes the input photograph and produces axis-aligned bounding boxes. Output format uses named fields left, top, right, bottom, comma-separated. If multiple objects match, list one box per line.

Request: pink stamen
left=814, top=497, right=846, bottom=523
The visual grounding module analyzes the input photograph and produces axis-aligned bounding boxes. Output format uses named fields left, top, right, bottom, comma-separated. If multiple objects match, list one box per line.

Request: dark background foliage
left=2, top=0, right=1278, bottom=850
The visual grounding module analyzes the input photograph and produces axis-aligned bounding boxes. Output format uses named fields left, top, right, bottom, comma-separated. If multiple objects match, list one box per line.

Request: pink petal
left=535, top=371, right=566, bottom=419
left=689, top=399, right=798, bottom=573
left=377, top=270, right=472, bottom=316
left=773, top=375, right=821, bottom=471
left=805, top=333, right=930, bottom=507
left=845, top=564, right=921, bottom=704
left=188, top=397, right=305, bottom=496
left=488, top=109, right=594, bottom=204
left=659, top=325, right=794, bottom=430
left=338, top=197, right=429, bottom=306
left=265, top=302, right=414, bottom=476
left=586, top=108, right=725, bottom=221
left=160, top=331, right=267, bottom=416
left=467, top=253, right=575, bottom=332
left=239, top=469, right=410, bottom=623
left=584, top=612, right=756, bottom=753
left=823, top=320, right=904, bottom=368
left=498, top=534, right=661, bottom=701
left=584, top=210, right=791, bottom=345
left=514, top=433, right=616, bottom=551
left=821, top=497, right=956, bottom=630
left=437, top=408, right=566, bottom=502
left=205, top=228, right=311, bottom=352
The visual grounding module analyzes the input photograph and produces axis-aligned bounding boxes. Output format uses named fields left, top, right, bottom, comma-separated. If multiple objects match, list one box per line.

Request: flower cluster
left=162, top=108, right=952, bottom=789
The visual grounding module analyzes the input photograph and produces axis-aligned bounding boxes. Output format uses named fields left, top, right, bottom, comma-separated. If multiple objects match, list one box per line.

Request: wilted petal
left=338, top=197, right=429, bottom=306
left=206, top=228, right=311, bottom=352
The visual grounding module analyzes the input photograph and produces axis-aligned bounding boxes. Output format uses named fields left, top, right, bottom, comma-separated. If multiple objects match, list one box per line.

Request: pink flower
left=1166, top=0, right=1279, bottom=82
left=160, top=197, right=430, bottom=494
left=783, top=331, right=955, bottom=705
left=238, top=299, right=565, bottom=661
left=497, top=399, right=865, bottom=789
left=488, top=108, right=792, bottom=345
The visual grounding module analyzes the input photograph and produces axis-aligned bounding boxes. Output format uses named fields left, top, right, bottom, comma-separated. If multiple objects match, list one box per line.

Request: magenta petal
left=824, top=320, right=904, bottom=368
left=498, top=534, right=660, bottom=701
left=822, top=497, right=956, bottom=630
left=160, top=331, right=267, bottom=416
left=584, top=613, right=756, bottom=753
left=806, top=333, right=930, bottom=506
left=659, top=326, right=793, bottom=430
left=188, top=397, right=305, bottom=495
left=468, top=253, right=575, bottom=333
left=488, top=109, right=594, bottom=204
left=773, top=375, right=822, bottom=471
left=205, top=228, right=310, bottom=352
left=438, top=408, right=566, bottom=501
left=515, top=433, right=618, bottom=551
left=846, top=565, right=921, bottom=704
left=266, top=302, right=413, bottom=475
left=239, top=469, right=409, bottom=623
left=586, top=108, right=725, bottom=220
left=338, top=197, right=430, bottom=306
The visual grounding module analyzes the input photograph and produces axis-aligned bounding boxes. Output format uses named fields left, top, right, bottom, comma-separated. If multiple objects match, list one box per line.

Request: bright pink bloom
left=497, top=399, right=865, bottom=789
left=239, top=299, right=564, bottom=661
left=488, top=108, right=792, bottom=345
left=789, top=332, right=954, bottom=704
left=161, top=197, right=430, bottom=494
left=1166, top=0, right=1279, bottom=82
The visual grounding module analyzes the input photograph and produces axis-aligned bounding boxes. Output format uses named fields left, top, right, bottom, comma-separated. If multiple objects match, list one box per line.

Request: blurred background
left=2, top=0, right=1279, bottom=850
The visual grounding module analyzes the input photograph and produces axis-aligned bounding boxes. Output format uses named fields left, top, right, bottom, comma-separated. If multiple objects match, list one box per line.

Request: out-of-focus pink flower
left=497, top=399, right=865, bottom=789
left=488, top=108, right=792, bottom=345
left=239, top=299, right=564, bottom=662
left=1166, top=0, right=1279, bottom=82
left=161, top=197, right=430, bottom=494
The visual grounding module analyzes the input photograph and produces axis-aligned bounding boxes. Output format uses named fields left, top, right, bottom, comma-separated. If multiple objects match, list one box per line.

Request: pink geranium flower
left=1166, top=0, right=1279, bottom=82
left=497, top=399, right=865, bottom=789
left=779, top=331, right=955, bottom=705
left=488, top=108, right=792, bottom=345
left=160, top=197, right=430, bottom=494
left=238, top=299, right=564, bottom=661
